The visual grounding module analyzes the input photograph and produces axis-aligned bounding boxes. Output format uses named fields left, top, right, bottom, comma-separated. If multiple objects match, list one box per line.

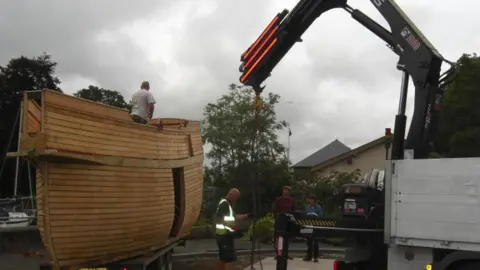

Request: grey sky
left=0, top=0, right=477, bottom=163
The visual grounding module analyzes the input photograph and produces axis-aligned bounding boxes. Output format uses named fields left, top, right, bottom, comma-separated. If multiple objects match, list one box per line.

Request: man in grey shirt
left=130, top=81, right=156, bottom=124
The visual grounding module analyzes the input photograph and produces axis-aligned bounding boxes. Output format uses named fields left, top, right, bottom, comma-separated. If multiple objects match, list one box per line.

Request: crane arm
left=238, top=0, right=456, bottom=158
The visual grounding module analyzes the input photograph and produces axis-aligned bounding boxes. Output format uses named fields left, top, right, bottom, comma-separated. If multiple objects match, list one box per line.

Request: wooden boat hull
left=11, top=90, right=204, bottom=269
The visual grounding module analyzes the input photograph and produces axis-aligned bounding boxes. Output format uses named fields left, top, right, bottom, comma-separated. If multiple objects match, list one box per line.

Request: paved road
left=0, top=238, right=340, bottom=269
left=245, top=257, right=335, bottom=270
left=173, top=238, right=331, bottom=253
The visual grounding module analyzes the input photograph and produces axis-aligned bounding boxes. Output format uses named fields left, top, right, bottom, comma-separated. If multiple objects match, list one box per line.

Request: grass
left=194, top=216, right=211, bottom=227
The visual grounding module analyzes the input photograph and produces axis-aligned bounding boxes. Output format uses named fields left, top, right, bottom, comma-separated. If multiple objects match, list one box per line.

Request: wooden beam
left=7, top=149, right=203, bottom=169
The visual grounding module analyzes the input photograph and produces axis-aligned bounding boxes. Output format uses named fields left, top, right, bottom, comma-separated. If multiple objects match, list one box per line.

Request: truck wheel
left=163, top=251, right=173, bottom=270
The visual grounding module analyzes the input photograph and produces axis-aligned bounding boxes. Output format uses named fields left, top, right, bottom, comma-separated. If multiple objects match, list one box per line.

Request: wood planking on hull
left=43, top=106, right=191, bottom=160
left=38, top=161, right=182, bottom=268
left=10, top=89, right=205, bottom=269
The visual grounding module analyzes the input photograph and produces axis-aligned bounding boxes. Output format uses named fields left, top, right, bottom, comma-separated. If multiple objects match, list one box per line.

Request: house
left=292, top=136, right=391, bottom=182
left=292, top=139, right=351, bottom=183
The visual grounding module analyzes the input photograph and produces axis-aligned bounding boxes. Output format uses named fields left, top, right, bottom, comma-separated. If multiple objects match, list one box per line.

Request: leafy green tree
left=202, top=83, right=291, bottom=215
left=74, top=85, right=130, bottom=109
left=0, top=53, right=62, bottom=197
left=436, top=53, right=480, bottom=157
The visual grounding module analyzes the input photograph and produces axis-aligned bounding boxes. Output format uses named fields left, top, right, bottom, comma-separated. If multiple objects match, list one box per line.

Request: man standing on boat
left=215, top=188, right=249, bottom=270
left=129, top=81, right=156, bottom=124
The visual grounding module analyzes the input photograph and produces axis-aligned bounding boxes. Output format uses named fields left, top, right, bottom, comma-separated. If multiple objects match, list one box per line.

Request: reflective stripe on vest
left=215, top=199, right=235, bottom=235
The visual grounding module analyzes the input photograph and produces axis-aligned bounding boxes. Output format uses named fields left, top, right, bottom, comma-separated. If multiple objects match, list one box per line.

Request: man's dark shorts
left=216, top=234, right=236, bottom=262
left=130, top=114, right=148, bottom=124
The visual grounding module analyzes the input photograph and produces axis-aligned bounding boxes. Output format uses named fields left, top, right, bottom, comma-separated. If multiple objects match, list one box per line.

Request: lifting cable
left=249, top=90, right=264, bottom=270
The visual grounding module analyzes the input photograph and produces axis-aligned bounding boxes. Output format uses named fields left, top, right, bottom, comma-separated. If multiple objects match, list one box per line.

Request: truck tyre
left=163, top=251, right=173, bottom=270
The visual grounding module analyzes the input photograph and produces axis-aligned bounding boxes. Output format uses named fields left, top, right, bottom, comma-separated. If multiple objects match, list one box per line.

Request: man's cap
left=282, top=186, right=292, bottom=191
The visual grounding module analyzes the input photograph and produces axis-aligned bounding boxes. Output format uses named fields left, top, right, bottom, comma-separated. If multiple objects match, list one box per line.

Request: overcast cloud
left=0, top=0, right=478, bottom=163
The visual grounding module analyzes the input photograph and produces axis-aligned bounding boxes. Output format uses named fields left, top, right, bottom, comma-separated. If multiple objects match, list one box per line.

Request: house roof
left=292, top=139, right=351, bottom=168
left=310, top=136, right=389, bottom=172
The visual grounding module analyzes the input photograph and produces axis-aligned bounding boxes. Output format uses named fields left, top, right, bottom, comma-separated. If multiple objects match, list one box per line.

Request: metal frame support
left=391, top=65, right=409, bottom=160
left=274, top=214, right=292, bottom=270
left=13, top=100, right=24, bottom=198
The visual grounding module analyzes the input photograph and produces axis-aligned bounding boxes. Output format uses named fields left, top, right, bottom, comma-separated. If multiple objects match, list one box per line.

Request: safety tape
left=296, top=219, right=337, bottom=227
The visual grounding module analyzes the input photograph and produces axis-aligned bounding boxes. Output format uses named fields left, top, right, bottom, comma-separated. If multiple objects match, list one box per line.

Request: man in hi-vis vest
left=215, top=188, right=249, bottom=270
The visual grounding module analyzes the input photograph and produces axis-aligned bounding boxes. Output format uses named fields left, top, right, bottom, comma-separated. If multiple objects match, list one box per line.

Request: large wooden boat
left=8, top=89, right=204, bottom=269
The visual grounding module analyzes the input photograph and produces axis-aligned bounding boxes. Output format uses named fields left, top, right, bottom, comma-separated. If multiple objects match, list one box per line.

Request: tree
left=0, top=53, right=62, bottom=197
left=436, top=53, right=480, bottom=157
left=202, top=83, right=291, bottom=215
left=74, top=85, right=130, bottom=109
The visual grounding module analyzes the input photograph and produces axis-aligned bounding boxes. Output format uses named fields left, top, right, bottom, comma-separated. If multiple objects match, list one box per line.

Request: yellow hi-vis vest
left=215, top=199, right=235, bottom=235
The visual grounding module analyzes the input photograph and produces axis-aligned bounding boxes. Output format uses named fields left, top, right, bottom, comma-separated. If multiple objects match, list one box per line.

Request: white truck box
left=385, top=158, right=480, bottom=251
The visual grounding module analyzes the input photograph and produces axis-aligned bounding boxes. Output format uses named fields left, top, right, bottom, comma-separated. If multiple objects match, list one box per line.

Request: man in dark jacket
left=272, top=186, right=295, bottom=215
left=272, top=186, right=295, bottom=260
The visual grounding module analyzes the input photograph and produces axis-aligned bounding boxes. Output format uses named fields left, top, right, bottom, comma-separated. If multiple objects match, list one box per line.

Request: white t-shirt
left=130, top=89, right=156, bottom=121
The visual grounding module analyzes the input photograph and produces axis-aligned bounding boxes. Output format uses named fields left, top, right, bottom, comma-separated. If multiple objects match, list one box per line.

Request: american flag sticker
left=401, top=27, right=421, bottom=51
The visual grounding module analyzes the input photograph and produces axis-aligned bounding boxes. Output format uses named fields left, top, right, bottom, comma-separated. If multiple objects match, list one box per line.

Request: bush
left=243, top=213, right=275, bottom=243
left=194, top=215, right=211, bottom=227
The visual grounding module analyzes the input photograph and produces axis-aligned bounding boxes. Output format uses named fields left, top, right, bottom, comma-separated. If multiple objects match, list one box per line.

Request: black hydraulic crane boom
left=238, top=0, right=455, bottom=159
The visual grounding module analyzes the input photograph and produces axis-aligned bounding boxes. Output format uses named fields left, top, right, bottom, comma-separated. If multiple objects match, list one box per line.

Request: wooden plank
left=19, top=132, right=46, bottom=152
left=21, top=93, right=29, bottom=136
left=9, top=148, right=203, bottom=169
left=178, top=164, right=203, bottom=237
left=28, top=99, right=42, bottom=120
left=49, top=163, right=171, bottom=172
left=41, top=161, right=59, bottom=269
left=187, top=135, right=194, bottom=157
left=49, top=204, right=171, bottom=215
left=48, top=190, right=174, bottom=198
left=47, top=178, right=171, bottom=187
left=45, top=105, right=190, bottom=140
left=46, top=139, right=188, bottom=160
left=27, top=120, right=40, bottom=134
left=43, top=89, right=130, bottom=121
left=48, top=184, right=170, bottom=193
left=49, top=209, right=175, bottom=221
left=48, top=195, right=173, bottom=204
left=49, top=167, right=174, bottom=177
left=48, top=200, right=173, bottom=209
left=51, top=219, right=172, bottom=232
left=35, top=168, right=47, bottom=252
left=45, top=123, right=160, bottom=147
left=44, top=119, right=188, bottom=148
left=49, top=213, right=174, bottom=227
left=46, top=135, right=186, bottom=158
left=46, top=133, right=160, bottom=157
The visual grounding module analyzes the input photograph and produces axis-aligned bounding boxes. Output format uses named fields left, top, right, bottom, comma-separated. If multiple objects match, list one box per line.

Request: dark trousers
left=306, top=237, right=319, bottom=259
left=216, top=234, right=237, bottom=263
left=130, top=114, right=148, bottom=124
